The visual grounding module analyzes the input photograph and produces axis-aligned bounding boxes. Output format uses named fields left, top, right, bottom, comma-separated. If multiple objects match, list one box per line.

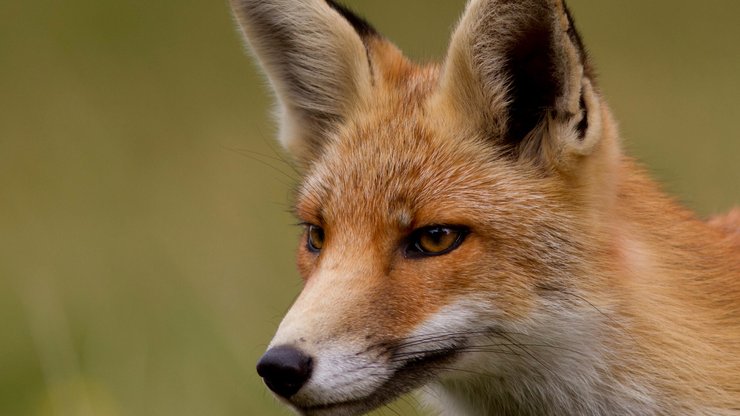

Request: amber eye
left=406, top=226, right=468, bottom=258
left=306, top=225, right=325, bottom=253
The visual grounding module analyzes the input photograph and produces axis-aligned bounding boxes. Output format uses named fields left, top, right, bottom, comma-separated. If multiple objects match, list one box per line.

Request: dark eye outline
left=404, top=225, right=469, bottom=259
left=305, top=224, right=325, bottom=253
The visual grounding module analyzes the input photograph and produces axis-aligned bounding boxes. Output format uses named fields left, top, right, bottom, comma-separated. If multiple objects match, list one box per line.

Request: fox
left=230, top=0, right=740, bottom=415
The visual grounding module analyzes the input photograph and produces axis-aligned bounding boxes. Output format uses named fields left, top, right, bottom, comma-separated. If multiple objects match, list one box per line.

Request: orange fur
left=233, top=0, right=739, bottom=414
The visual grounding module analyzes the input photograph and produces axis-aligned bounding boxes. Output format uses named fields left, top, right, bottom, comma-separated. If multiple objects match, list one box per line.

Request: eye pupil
left=307, top=225, right=324, bottom=252
left=421, top=229, right=450, bottom=250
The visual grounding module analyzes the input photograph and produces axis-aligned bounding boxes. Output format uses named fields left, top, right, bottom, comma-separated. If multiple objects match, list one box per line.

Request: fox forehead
left=295, top=111, right=501, bottom=229
left=292, top=58, right=483, bottom=223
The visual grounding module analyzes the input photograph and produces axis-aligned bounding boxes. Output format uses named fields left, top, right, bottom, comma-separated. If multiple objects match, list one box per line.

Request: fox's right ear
left=231, top=0, right=375, bottom=164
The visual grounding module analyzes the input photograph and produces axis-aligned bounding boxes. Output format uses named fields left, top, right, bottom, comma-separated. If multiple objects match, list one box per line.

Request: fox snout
left=256, top=287, right=485, bottom=415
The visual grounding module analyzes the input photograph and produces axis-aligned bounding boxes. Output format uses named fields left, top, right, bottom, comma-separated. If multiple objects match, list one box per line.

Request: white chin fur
left=287, top=342, right=394, bottom=408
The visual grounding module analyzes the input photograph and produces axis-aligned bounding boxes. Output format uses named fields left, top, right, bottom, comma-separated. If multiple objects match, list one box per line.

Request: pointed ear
left=438, top=0, right=602, bottom=170
left=231, top=0, right=376, bottom=164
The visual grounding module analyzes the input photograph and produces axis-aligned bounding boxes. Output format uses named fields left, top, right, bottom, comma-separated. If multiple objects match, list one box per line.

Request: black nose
left=256, top=345, right=313, bottom=398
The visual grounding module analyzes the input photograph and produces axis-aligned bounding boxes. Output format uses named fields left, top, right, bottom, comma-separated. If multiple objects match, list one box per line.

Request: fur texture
left=232, top=0, right=740, bottom=415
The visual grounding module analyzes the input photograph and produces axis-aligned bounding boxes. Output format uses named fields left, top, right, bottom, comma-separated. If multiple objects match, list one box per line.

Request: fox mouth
left=296, top=345, right=460, bottom=416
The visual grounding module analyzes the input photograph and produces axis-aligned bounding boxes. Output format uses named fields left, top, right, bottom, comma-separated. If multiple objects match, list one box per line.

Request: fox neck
left=423, top=373, right=657, bottom=416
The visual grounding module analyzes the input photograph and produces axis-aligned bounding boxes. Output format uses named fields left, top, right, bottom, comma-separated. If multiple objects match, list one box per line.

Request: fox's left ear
left=438, top=0, right=602, bottom=170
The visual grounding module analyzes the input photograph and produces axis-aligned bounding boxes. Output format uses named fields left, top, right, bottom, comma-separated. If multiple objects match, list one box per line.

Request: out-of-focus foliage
left=0, top=1, right=737, bottom=415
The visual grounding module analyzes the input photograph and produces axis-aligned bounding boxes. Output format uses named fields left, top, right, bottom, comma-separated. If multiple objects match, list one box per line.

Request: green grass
left=1, top=1, right=737, bottom=415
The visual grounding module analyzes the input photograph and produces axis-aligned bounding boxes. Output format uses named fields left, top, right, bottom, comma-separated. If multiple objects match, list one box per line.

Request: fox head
left=233, top=0, right=624, bottom=414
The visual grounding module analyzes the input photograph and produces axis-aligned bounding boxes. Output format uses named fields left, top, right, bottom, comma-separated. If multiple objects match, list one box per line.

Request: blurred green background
left=0, top=0, right=737, bottom=415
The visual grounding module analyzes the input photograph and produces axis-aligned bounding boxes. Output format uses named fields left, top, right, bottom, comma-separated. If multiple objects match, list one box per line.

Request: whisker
left=389, top=346, right=526, bottom=364
left=398, top=392, right=423, bottom=414
left=494, top=331, right=559, bottom=380
left=256, top=126, right=302, bottom=177
left=471, top=340, right=584, bottom=356
left=383, top=403, right=403, bottom=416
left=222, top=145, right=298, bottom=185
left=386, top=329, right=507, bottom=353
left=425, top=365, right=500, bottom=378
left=556, top=288, right=641, bottom=346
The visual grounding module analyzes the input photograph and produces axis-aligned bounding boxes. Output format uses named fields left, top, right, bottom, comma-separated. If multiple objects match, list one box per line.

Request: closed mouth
left=299, top=399, right=362, bottom=413
left=297, top=346, right=460, bottom=415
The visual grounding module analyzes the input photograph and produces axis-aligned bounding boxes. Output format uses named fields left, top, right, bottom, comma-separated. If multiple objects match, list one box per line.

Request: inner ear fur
left=438, top=0, right=602, bottom=169
left=231, top=0, right=378, bottom=164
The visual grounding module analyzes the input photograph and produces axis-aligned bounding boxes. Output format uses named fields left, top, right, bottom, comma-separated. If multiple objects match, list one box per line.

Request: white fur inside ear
left=274, top=102, right=306, bottom=159
left=536, top=77, right=603, bottom=170
left=571, top=78, right=603, bottom=156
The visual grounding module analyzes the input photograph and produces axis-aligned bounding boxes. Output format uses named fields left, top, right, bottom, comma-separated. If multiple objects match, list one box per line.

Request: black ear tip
left=562, top=2, right=591, bottom=68
left=325, top=0, right=379, bottom=38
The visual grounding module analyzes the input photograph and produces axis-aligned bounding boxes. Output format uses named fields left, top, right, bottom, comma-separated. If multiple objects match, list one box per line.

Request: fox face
left=232, top=1, right=740, bottom=415
left=276, top=112, right=601, bottom=415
